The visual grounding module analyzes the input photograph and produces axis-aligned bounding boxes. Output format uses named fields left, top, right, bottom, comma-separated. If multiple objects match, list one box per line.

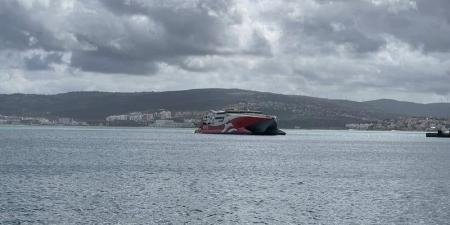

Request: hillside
left=362, top=99, right=450, bottom=118
left=0, top=89, right=449, bottom=128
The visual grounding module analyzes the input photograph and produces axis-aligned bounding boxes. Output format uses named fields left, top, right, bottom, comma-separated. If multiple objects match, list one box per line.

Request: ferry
left=195, top=110, right=286, bottom=135
left=426, top=129, right=450, bottom=138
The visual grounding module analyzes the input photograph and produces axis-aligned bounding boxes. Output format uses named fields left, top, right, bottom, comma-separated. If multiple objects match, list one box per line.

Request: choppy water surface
left=1, top=126, right=449, bottom=224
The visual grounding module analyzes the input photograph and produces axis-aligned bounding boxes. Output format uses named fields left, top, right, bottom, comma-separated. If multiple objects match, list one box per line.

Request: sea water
left=1, top=126, right=449, bottom=224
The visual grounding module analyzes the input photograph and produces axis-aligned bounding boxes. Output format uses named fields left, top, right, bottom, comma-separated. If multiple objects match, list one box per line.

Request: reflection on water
left=1, top=126, right=449, bottom=224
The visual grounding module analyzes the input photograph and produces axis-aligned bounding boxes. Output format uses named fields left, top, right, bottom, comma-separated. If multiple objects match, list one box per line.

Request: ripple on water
left=1, top=127, right=450, bottom=224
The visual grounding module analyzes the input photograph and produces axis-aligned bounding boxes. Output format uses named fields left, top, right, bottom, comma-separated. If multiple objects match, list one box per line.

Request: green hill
left=1, top=89, right=449, bottom=128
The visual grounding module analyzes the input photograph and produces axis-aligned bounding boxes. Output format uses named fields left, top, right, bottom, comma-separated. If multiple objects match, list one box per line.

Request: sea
left=1, top=126, right=449, bottom=224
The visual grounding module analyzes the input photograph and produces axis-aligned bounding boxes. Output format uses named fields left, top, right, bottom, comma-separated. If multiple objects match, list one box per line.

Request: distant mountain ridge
left=362, top=99, right=450, bottom=118
left=0, top=89, right=449, bottom=128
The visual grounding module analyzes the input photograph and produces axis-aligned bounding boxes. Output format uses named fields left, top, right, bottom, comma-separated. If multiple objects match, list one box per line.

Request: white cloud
left=0, top=0, right=449, bottom=103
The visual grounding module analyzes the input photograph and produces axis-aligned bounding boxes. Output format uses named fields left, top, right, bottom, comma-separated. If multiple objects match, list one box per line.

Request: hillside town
left=345, top=117, right=450, bottom=131
left=1, top=112, right=448, bottom=131
left=0, top=115, right=88, bottom=126
left=0, top=110, right=202, bottom=128
left=105, top=110, right=201, bottom=127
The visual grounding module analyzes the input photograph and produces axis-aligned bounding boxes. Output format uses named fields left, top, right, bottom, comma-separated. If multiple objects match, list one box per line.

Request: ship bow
left=245, top=118, right=286, bottom=135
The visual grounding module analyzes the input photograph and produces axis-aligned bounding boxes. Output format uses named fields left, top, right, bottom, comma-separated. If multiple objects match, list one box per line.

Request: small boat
left=426, top=129, right=450, bottom=138
left=195, top=110, right=286, bottom=135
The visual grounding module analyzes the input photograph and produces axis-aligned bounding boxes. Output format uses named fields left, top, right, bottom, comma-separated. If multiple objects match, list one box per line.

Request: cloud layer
left=1, top=0, right=450, bottom=102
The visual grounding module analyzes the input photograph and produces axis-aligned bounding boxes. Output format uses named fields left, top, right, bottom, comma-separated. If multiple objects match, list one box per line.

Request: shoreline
left=0, top=124, right=431, bottom=132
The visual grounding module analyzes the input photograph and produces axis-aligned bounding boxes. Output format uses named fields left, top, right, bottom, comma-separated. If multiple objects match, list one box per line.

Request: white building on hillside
left=159, top=110, right=172, bottom=120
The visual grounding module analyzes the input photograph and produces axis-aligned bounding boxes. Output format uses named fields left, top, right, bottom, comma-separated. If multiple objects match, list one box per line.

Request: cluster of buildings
left=105, top=110, right=201, bottom=128
left=4, top=109, right=448, bottom=131
left=1, top=110, right=203, bottom=128
left=0, top=115, right=88, bottom=126
left=346, top=117, right=449, bottom=131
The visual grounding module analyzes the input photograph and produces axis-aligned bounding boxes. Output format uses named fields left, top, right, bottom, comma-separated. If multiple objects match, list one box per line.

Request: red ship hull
left=195, top=112, right=285, bottom=135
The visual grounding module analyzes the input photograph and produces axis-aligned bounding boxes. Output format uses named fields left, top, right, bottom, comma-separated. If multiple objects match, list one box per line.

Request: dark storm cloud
left=71, top=49, right=159, bottom=75
left=404, top=0, right=450, bottom=52
left=0, top=0, right=450, bottom=101
left=292, top=0, right=450, bottom=53
left=24, top=52, right=63, bottom=71
left=0, top=1, right=32, bottom=49
left=0, top=0, right=270, bottom=75
left=77, top=0, right=235, bottom=65
left=279, top=1, right=389, bottom=54
left=0, top=1, right=61, bottom=51
left=65, top=0, right=272, bottom=74
left=265, top=0, right=450, bottom=99
left=74, top=0, right=269, bottom=74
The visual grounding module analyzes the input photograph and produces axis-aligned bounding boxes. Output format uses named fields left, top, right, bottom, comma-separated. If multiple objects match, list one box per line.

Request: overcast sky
left=1, top=0, right=450, bottom=102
